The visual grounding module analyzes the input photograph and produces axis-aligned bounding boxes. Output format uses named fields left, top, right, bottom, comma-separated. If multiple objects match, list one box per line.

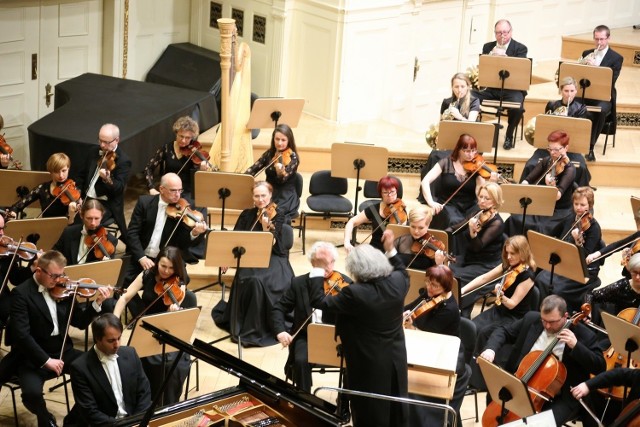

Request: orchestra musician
left=143, top=116, right=209, bottom=198
left=272, top=241, right=352, bottom=393
left=478, top=295, right=605, bottom=426
left=504, top=130, right=576, bottom=237
left=245, top=123, right=300, bottom=222
left=344, top=176, right=406, bottom=253
left=53, top=199, right=118, bottom=266
left=0, top=250, right=111, bottom=427
left=545, top=77, right=588, bottom=118
left=75, top=123, right=132, bottom=243
left=308, top=231, right=409, bottom=427
left=586, top=230, right=640, bottom=279
left=113, top=246, right=196, bottom=406
left=440, top=72, right=480, bottom=122
left=213, top=181, right=294, bottom=347
left=472, top=19, right=528, bottom=150
left=8, top=153, right=80, bottom=224
left=392, top=205, right=446, bottom=271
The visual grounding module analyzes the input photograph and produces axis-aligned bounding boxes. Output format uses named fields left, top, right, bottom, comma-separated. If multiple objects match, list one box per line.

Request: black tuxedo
left=53, top=224, right=119, bottom=266
left=75, top=146, right=132, bottom=243
left=65, top=346, right=151, bottom=426
left=484, top=311, right=606, bottom=425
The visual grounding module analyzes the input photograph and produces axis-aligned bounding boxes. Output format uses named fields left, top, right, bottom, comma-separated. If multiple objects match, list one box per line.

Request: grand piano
left=28, top=73, right=218, bottom=174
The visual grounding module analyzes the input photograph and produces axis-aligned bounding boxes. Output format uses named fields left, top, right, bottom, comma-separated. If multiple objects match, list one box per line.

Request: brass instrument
left=441, top=100, right=459, bottom=121
left=578, top=51, right=596, bottom=65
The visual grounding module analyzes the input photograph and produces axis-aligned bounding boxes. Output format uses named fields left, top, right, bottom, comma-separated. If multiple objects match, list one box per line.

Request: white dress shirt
left=94, top=346, right=127, bottom=418
left=145, top=199, right=168, bottom=259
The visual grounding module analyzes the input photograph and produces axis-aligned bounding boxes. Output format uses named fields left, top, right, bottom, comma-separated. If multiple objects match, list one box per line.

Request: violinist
left=505, top=130, right=576, bottom=237
left=440, top=72, right=480, bottom=122
left=8, top=153, right=80, bottom=224
left=143, top=116, right=208, bottom=198
left=53, top=199, right=118, bottom=266
left=586, top=230, right=640, bottom=279
left=213, top=181, right=294, bottom=348
left=343, top=176, right=406, bottom=253
left=536, top=186, right=602, bottom=313
left=420, top=134, right=497, bottom=231
left=0, top=250, right=111, bottom=427
left=75, top=123, right=132, bottom=243
left=113, top=246, right=196, bottom=405
left=272, top=242, right=352, bottom=394
left=478, top=295, right=605, bottom=426
left=391, top=206, right=446, bottom=271
left=245, top=123, right=300, bottom=222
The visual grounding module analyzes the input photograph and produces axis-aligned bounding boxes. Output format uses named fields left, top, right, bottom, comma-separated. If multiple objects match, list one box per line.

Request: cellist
left=478, top=295, right=605, bottom=426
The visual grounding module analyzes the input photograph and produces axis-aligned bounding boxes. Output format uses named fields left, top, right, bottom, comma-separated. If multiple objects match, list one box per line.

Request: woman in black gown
left=392, top=205, right=447, bottom=271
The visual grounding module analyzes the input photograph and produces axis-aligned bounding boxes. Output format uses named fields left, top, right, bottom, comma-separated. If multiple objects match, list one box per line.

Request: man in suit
left=53, top=199, right=118, bottom=266
left=75, top=123, right=132, bottom=244
left=478, top=295, right=606, bottom=426
left=272, top=241, right=352, bottom=393
left=309, top=231, right=409, bottom=427
left=580, top=25, right=624, bottom=162
left=0, top=250, right=111, bottom=427
left=472, top=19, right=528, bottom=150
left=64, top=313, right=151, bottom=426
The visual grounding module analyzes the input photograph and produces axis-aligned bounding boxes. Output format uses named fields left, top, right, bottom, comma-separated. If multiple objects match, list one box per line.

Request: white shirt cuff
left=385, top=248, right=398, bottom=258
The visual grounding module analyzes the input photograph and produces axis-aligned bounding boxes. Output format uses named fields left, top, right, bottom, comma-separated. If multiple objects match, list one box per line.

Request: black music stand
left=0, top=170, right=50, bottom=213
left=631, top=196, right=640, bottom=231
left=478, top=55, right=532, bottom=163
left=559, top=63, right=612, bottom=109
left=527, top=230, right=588, bottom=294
left=601, top=312, right=640, bottom=404
left=331, top=142, right=388, bottom=244
left=246, top=98, right=305, bottom=129
left=437, top=121, right=495, bottom=153
left=500, top=185, right=557, bottom=235
left=534, top=114, right=592, bottom=155
left=205, top=230, right=272, bottom=359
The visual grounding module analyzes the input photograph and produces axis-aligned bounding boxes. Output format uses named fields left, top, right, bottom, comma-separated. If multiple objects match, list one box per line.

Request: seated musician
left=113, top=246, right=196, bottom=406
left=272, top=241, right=352, bottom=393
left=545, top=77, right=588, bottom=118
left=245, top=123, right=300, bottom=222
left=75, top=124, right=132, bottom=243
left=392, top=205, right=446, bottom=271
left=64, top=313, right=151, bottom=426
left=504, top=130, right=576, bottom=237
left=144, top=116, right=211, bottom=199
left=53, top=199, right=118, bottom=265
left=213, top=181, right=294, bottom=347
left=440, top=72, right=480, bottom=122
left=421, top=134, right=497, bottom=231
left=536, top=186, right=602, bottom=313
left=478, top=295, right=605, bottom=426
left=586, top=230, right=640, bottom=280
left=8, top=152, right=80, bottom=224
left=344, top=176, right=406, bottom=253
left=450, top=182, right=505, bottom=287
left=0, top=250, right=111, bottom=427
left=402, top=264, right=469, bottom=427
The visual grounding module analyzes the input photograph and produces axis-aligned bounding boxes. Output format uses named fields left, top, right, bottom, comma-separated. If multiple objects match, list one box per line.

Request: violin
left=48, top=278, right=121, bottom=301
left=410, top=233, right=456, bottom=263
left=382, top=199, right=408, bottom=225
left=543, top=154, right=570, bottom=185
left=482, top=307, right=590, bottom=426
left=622, top=239, right=640, bottom=268
left=251, top=202, right=278, bottom=231
left=404, top=294, right=447, bottom=324
left=462, top=154, right=502, bottom=179
left=252, top=148, right=293, bottom=177
left=97, top=151, right=117, bottom=185
left=180, top=141, right=215, bottom=170
left=154, top=275, right=185, bottom=307
left=165, top=198, right=211, bottom=231
left=561, top=211, right=592, bottom=246
left=324, top=271, right=349, bottom=296
left=83, top=227, right=116, bottom=260
left=0, top=134, right=23, bottom=169
left=495, top=263, right=528, bottom=306
left=0, top=235, right=41, bottom=260
left=51, top=179, right=82, bottom=206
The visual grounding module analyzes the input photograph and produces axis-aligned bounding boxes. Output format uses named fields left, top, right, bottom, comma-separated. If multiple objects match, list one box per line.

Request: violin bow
left=77, top=232, right=111, bottom=264
left=560, top=211, right=589, bottom=242
left=459, top=263, right=511, bottom=298
left=589, top=236, right=640, bottom=265
left=360, top=206, right=398, bottom=244
left=441, top=164, right=482, bottom=208
left=451, top=209, right=484, bottom=235
left=402, top=299, right=427, bottom=323
left=533, top=155, right=563, bottom=186
left=59, top=283, right=80, bottom=361
left=37, top=181, right=72, bottom=219
left=124, top=283, right=178, bottom=330
left=0, top=236, right=24, bottom=297
left=163, top=202, right=196, bottom=248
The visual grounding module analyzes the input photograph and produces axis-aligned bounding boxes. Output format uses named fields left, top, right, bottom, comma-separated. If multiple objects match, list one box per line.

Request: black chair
left=459, top=317, right=479, bottom=422
left=3, top=373, right=72, bottom=427
left=357, top=176, right=404, bottom=213
left=478, top=103, right=525, bottom=144
left=601, top=106, right=617, bottom=155
left=300, top=171, right=352, bottom=255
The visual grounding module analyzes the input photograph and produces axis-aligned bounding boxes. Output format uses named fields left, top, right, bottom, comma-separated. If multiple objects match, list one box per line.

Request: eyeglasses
left=99, top=136, right=118, bottom=145
left=630, top=270, right=640, bottom=277
left=495, top=30, right=511, bottom=35
left=176, top=134, right=193, bottom=141
left=161, top=187, right=183, bottom=194
left=547, top=146, right=563, bottom=153
left=381, top=189, right=397, bottom=196
left=40, top=268, right=66, bottom=280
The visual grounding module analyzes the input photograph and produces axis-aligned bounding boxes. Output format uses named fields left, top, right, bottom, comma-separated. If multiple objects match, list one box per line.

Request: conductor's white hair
left=308, top=241, right=338, bottom=263
left=345, top=244, right=393, bottom=282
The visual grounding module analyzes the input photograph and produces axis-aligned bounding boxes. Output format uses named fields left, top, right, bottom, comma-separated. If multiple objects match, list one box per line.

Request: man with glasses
left=580, top=25, right=623, bottom=162
left=75, top=123, right=132, bottom=243
left=0, top=250, right=111, bottom=427
left=478, top=295, right=605, bottom=426
left=472, top=19, right=528, bottom=150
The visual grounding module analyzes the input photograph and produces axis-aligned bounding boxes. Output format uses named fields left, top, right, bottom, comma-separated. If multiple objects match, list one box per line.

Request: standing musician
left=7, top=153, right=80, bottom=224
left=391, top=205, right=447, bottom=271
left=53, top=199, right=118, bottom=266
left=308, top=231, right=410, bottom=427
left=344, top=176, right=406, bottom=253
left=440, top=72, right=480, bottom=122
left=478, top=295, right=605, bottom=426
left=272, top=241, right=352, bottom=393
left=75, top=123, right=132, bottom=243
left=213, top=181, right=294, bottom=347
left=245, top=123, right=300, bottom=222
left=421, top=134, right=497, bottom=231
left=402, top=264, right=470, bottom=427
left=586, top=230, right=640, bottom=280
left=0, top=250, right=111, bottom=427
left=545, top=77, right=588, bottom=118
left=505, top=130, right=576, bottom=237
left=472, top=19, right=528, bottom=150
left=113, top=246, right=196, bottom=406
left=143, top=116, right=210, bottom=199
